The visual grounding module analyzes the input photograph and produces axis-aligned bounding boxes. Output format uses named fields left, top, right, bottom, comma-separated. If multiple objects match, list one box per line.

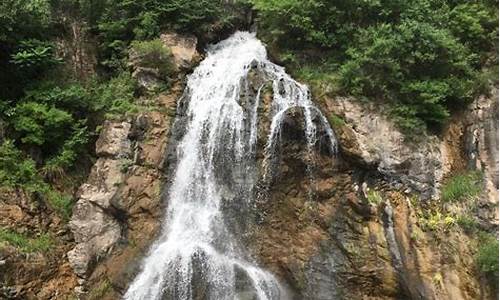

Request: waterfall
left=124, top=31, right=337, bottom=300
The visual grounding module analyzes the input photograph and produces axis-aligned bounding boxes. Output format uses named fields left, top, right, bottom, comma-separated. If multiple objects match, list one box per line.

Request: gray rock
left=160, top=32, right=199, bottom=70
left=96, top=121, right=132, bottom=158
left=68, top=121, right=131, bottom=278
left=324, top=97, right=443, bottom=199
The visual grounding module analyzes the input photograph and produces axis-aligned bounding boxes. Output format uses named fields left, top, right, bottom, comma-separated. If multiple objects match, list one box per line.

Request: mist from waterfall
left=124, top=31, right=336, bottom=300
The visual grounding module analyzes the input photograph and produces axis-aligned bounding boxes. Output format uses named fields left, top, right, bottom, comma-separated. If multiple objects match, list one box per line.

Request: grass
left=0, top=227, right=53, bottom=253
left=441, top=170, right=483, bottom=202
left=476, top=233, right=499, bottom=288
left=456, top=215, right=480, bottom=232
left=328, top=114, right=346, bottom=129
left=88, top=278, right=112, bottom=300
left=45, top=189, right=74, bottom=221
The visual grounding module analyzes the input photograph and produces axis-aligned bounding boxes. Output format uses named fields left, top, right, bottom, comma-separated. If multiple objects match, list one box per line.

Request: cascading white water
left=124, top=31, right=337, bottom=300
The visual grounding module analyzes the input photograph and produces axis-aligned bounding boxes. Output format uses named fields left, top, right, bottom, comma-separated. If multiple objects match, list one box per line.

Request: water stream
left=124, top=31, right=336, bottom=300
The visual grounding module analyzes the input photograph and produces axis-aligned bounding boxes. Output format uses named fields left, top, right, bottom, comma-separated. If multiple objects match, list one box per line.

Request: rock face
left=0, top=189, right=77, bottom=299
left=245, top=82, right=498, bottom=299
left=323, top=97, right=443, bottom=199
left=464, top=87, right=499, bottom=206
left=130, top=33, right=200, bottom=91
left=68, top=121, right=131, bottom=279
left=160, top=32, right=200, bottom=70
left=62, top=46, right=497, bottom=300
left=66, top=86, right=181, bottom=297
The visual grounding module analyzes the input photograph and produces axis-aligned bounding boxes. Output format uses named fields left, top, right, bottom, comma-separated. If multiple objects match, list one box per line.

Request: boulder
left=160, top=32, right=200, bottom=70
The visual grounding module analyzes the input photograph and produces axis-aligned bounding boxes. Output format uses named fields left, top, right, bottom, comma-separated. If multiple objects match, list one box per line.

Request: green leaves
left=0, top=140, right=38, bottom=188
left=476, top=234, right=499, bottom=288
left=252, top=0, right=498, bottom=135
left=11, top=39, right=62, bottom=68
left=11, top=102, right=73, bottom=146
left=130, top=39, right=174, bottom=78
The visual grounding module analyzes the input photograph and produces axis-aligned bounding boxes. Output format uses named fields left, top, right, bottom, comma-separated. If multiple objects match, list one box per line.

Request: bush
left=0, top=140, right=39, bottom=188
left=10, top=39, right=62, bottom=70
left=41, top=121, right=89, bottom=180
left=92, top=72, right=137, bottom=116
left=476, top=234, right=499, bottom=287
left=339, top=20, right=476, bottom=133
left=130, top=39, right=174, bottom=78
left=441, top=170, right=482, bottom=202
left=10, top=101, right=74, bottom=147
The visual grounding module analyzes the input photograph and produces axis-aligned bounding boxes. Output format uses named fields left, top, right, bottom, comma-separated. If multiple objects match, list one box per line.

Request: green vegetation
left=87, top=278, right=112, bottom=300
left=252, top=0, right=498, bottom=134
left=456, top=215, right=480, bottom=232
left=476, top=234, right=499, bottom=288
left=0, top=0, right=246, bottom=222
left=419, top=210, right=456, bottom=232
left=0, top=227, right=53, bottom=253
left=366, top=190, right=383, bottom=205
left=328, top=114, right=346, bottom=129
left=441, top=171, right=483, bottom=202
left=130, top=39, right=174, bottom=78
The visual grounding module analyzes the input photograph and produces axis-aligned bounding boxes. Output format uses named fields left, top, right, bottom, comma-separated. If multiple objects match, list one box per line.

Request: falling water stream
left=124, top=32, right=336, bottom=300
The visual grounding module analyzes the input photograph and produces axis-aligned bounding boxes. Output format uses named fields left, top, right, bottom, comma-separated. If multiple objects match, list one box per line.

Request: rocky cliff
left=1, top=32, right=497, bottom=300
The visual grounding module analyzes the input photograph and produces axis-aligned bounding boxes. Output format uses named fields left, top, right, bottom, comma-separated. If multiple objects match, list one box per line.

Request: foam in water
left=124, top=31, right=337, bottom=300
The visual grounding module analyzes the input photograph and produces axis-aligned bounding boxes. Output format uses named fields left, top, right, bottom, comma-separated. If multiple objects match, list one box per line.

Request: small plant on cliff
left=328, top=114, right=346, bottom=129
left=130, top=39, right=174, bottom=79
left=420, top=211, right=456, bottom=232
left=476, top=233, right=499, bottom=288
left=441, top=170, right=483, bottom=202
left=44, top=189, right=74, bottom=221
left=366, top=190, right=383, bottom=205
left=87, top=278, right=111, bottom=300
left=0, top=228, right=53, bottom=253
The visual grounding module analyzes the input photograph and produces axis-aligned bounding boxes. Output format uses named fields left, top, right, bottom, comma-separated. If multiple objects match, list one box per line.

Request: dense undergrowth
left=253, top=0, right=499, bottom=134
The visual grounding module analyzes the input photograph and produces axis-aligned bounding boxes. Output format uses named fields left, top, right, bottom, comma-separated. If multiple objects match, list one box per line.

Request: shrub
left=339, top=20, right=476, bottom=133
left=0, top=140, right=39, bottom=188
left=476, top=234, right=499, bottom=287
left=10, top=101, right=74, bottom=147
left=130, top=39, right=174, bottom=78
left=252, top=0, right=498, bottom=134
left=0, top=227, right=53, bottom=253
left=92, top=72, right=137, bottom=116
left=41, top=121, right=89, bottom=180
left=441, top=170, right=482, bottom=202
left=10, top=39, right=62, bottom=70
